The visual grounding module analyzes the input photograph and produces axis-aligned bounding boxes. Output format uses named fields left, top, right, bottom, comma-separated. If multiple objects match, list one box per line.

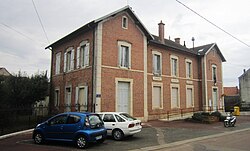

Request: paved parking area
left=1, top=115, right=250, bottom=151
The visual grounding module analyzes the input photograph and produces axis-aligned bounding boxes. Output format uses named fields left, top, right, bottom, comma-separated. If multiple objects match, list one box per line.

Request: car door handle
left=112, top=124, right=115, bottom=126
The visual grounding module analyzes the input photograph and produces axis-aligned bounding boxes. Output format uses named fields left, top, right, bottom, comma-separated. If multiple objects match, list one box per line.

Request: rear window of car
left=88, top=114, right=103, bottom=129
left=119, top=113, right=136, bottom=121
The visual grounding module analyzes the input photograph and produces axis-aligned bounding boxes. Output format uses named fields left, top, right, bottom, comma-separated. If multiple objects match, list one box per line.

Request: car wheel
left=112, top=129, right=124, bottom=141
left=34, top=132, right=44, bottom=144
left=76, top=135, right=88, bottom=149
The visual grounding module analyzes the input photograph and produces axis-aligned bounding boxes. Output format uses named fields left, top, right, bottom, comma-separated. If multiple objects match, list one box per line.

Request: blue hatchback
left=33, top=112, right=107, bottom=148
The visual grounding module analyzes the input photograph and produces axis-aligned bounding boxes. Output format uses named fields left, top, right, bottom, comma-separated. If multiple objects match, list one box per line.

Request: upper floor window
left=64, top=47, right=74, bottom=72
left=212, top=65, right=217, bottom=84
left=77, top=41, right=89, bottom=68
left=185, top=59, right=192, bottom=79
left=55, top=52, right=61, bottom=74
left=152, top=51, right=162, bottom=76
left=171, top=55, right=178, bottom=77
left=122, top=16, right=128, bottom=29
left=118, top=41, right=131, bottom=68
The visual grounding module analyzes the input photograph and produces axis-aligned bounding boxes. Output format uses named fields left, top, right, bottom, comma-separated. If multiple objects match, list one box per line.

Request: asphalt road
left=1, top=115, right=250, bottom=151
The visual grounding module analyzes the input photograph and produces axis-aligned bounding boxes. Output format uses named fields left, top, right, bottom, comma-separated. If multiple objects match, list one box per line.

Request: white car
left=98, top=112, right=142, bottom=140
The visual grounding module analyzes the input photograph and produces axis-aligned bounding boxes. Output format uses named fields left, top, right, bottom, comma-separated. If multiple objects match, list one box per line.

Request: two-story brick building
left=46, top=6, right=226, bottom=121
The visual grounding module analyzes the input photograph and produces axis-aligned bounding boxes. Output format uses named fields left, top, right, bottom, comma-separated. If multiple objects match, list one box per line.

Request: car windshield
left=88, top=114, right=103, bottom=129
left=119, top=113, right=136, bottom=121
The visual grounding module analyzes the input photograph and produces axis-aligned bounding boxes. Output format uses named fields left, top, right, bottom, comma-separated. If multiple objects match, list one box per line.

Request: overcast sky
left=0, top=0, right=249, bottom=86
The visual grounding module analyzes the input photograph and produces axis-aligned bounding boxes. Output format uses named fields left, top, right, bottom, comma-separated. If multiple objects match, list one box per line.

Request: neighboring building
left=224, top=87, right=240, bottom=112
left=46, top=6, right=226, bottom=121
left=239, top=68, right=250, bottom=110
left=0, top=67, right=11, bottom=76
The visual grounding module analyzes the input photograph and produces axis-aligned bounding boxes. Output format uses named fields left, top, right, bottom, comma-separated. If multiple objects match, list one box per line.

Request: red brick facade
left=46, top=6, right=226, bottom=121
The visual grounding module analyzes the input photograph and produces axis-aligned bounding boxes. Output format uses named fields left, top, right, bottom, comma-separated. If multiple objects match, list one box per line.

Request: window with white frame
left=65, top=87, right=71, bottom=106
left=171, top=85, right=179, bottom=108
left=122, top=16, right=128, bottom=29
left=77, top=41, right=89, bottom=68
left=186, top=87, right=194, bottom=108
left=152, top=85, right=162, bottom=109
left=54, top=89, right=60, bottom=107
left=153, top=52, right=162, bottom=76
left=64, top=47, right=74, bottom=72
left=185, top=59, right=192, bottom=79
left=75, top=86, right=88, bottom=111
left=212, top=65, right=217, bottom=83
left=55, top=52, right=61, bottom=74
left=118, top=41, right=131, bottom=68
left=171, top=56, right=178, bottom=77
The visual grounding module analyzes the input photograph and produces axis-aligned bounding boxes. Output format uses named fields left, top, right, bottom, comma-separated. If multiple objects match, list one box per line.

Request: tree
left=0, top=71, right=49, bottom=108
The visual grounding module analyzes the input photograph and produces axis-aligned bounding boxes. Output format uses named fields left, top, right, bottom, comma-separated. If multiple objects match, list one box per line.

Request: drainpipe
left=90, top=24, right=96, bottom=113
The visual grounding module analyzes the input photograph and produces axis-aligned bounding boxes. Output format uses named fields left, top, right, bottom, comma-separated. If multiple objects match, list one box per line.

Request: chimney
left=174, top=38, right=180, bottom=44
left=158, top=20, right=165, bottom=44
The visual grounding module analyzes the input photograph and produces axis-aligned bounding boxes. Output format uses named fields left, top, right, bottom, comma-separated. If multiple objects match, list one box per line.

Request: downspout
left=90, top=24, right=96, bottom=113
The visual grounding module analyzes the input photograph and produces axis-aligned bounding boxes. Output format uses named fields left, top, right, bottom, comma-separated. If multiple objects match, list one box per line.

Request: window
left=122, top=16, right=128, bottom=29
left=186, top=87, right=194, bottom=107
left=118, top=41, right=131, bottom=68
left=65, top=87, right=71, bottom=106
left=153, top=53, right=162, bottom=76
left=212, top=65, right=217, bottom=84
left=49, top=115, right=67, bottom=125
left=64, top=47, right=74, bottom=72
left=185, top=59, right=192, bottom=78
left=75, top=86, right=88, bottom=112
left=55, top=52, right=61, bottom=74
left=88, top=114, right=103, bottom=129
left=54, top=89, right=60, bottom=107
left=171, top=85, right=180, bottom=108
left=67, top=115, right=81, bottom=124
left=171, top=56, right=178, bottom=77
left=115, top=115, right=125, bottom=122
left=77, top=42, right=89, bottom=68
left=152, top=86, right=162, bottom=109
left=103, top=114, right=116, bottom=122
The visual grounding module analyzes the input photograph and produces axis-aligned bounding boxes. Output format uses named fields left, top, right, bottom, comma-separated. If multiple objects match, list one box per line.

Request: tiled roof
left=224, top=87, right=239, bottom=96
left=150, top=35, right=197, bottom=55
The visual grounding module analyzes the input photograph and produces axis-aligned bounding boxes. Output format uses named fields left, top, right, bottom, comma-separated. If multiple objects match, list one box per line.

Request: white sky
left=0, top=0, right=249, bottom=86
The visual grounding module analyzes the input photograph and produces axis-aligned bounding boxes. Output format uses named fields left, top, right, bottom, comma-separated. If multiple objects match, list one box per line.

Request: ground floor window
left=152, top=85, right=162, bottom=109
left=171, top=85, right=180, bottom=108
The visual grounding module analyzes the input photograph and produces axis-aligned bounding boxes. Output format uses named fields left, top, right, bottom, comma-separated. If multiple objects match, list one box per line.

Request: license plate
left=96, top=135, right=102, bottom=140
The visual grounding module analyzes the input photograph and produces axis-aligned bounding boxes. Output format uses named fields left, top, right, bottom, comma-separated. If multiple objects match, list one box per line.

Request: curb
left=130, top=127, right=250, bottom=151
left=0, top=129, right=34, bottom=140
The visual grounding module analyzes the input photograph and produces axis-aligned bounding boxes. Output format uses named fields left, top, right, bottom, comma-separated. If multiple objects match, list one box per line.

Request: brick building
left=46, top=6, right=226, bottom=121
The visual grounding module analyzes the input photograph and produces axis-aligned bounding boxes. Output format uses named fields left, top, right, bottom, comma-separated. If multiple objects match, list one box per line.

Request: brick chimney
left=174, top=38, right=180, bottom=44
left=158, top=20, right=165, bottom=44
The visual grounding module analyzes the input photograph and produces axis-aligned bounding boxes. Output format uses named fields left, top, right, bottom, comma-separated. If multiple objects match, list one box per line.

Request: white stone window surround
left=118, top=41, right=131, bottom=69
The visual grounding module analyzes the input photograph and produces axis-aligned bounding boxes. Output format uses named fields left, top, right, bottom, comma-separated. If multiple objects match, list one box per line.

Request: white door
left=212, top=88, right=218, bottom=111
left=117, top=82, right=130, bottom=113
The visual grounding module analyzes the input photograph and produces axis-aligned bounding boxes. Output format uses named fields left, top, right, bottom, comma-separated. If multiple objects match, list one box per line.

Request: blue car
left=33, top=112, right=107, bottom=148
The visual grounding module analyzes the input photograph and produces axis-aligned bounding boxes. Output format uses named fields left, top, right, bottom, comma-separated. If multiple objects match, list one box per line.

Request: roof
left=0, top=67, right=11, bottom=76
left=224, top=87, right=239, bottom=96
left=193, top=43, right=226, bottom=62
left=238, top=68, right=250, bottom=79
left=150, top=35, right=197, bottom=55
left=46, top=5, right=153, bottom=49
